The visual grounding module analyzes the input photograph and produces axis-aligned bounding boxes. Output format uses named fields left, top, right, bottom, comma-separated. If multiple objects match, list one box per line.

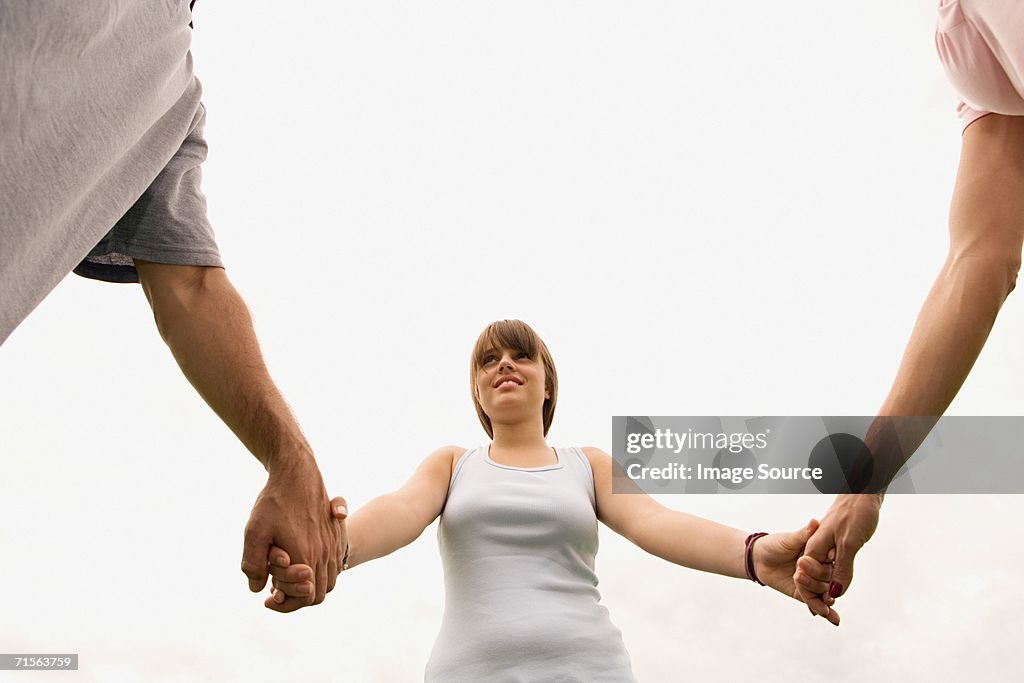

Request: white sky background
left=2, top=1, right=1023, bottom=681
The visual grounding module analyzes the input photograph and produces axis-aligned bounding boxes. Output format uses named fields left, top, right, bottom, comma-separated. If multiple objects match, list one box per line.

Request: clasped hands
left=748, top=493, right=882, bottom=626
left=793, top=493, right=882, bottom=625
left=239, top=457, right=349, bottom=614
left=246, top=483, right=881, bottom=622
left=263, top=495, right=350, bottom=611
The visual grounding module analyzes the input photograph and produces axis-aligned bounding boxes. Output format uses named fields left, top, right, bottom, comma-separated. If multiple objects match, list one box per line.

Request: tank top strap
left=561, top=446, right=597, bottom=511
left=447, top=446, right=483, bottom=496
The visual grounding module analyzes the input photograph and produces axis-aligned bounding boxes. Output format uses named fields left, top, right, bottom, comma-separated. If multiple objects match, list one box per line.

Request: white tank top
left=425, top=445, right=636, bottom=682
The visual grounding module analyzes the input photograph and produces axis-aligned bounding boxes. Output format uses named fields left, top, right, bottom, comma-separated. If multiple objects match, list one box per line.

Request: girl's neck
left=490, top=421, right=547, bottom=452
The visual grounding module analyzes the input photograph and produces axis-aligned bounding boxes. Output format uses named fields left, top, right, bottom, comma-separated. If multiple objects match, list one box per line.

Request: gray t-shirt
left=0, top=1, right=222, bottom=344
left=73, top=100, right=222, bottom=285
left=428, top=446, right=637, bottom=682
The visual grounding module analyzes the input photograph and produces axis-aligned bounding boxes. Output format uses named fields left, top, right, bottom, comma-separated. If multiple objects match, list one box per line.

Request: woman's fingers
left=269, top=562, right=313, bottom=584
left=268, top=555, right=316, bottom=599
left=794, top=554, right=838, bottom=612
left=802, top=591, right=841, bottom=626
left=795, top=554, right=831, bottom=592
left=263, top=545, right=313, bottom=605
left=798, top=555, right=833, bottom=583
left=794, top=570, right=830, bottom=595
left=271, top=577, right=316, bottom=598
left=268, top=545, right=291, bottom=569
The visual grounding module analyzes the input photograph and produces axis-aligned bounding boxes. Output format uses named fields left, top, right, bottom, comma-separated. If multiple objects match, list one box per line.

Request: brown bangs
left=471, top=319, right=540, bottom=368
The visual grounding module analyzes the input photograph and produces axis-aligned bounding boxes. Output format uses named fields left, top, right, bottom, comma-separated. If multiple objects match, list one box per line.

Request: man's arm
left=135, top=260, right=340, bottom=613
left=801, top=113, right=1024, bottom=604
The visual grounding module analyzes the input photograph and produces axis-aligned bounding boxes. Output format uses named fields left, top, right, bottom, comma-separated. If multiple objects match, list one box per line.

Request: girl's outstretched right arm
left=266, top=445, right=462, bottom=605
left=343, top=445, right=463, bottom=569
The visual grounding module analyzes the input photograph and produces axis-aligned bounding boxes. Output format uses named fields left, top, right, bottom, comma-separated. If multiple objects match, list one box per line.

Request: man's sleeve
left=73, top=101, right=223, bottom=284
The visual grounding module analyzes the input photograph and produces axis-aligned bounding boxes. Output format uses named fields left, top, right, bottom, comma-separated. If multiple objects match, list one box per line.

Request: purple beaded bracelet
left=744, top=532, right=769, bottom=586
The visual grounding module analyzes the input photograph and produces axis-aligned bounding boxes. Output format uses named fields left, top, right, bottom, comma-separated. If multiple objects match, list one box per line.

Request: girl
left=268, top=320, right=837, bottom=681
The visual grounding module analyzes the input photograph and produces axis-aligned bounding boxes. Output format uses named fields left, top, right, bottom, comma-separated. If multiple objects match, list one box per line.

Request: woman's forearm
left=343, top=447, right=454, bottom=569
left=631, top=508, right=748, bottom=579
left=864, top=116, right=1024, bottom=488
left=344, top=493, right=428, bottom=569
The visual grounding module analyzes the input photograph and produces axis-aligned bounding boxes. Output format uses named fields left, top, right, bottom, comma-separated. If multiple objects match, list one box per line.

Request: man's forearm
left=137, top=261, right=340, bottom=609
left=136, top=262, right=313, bottom=473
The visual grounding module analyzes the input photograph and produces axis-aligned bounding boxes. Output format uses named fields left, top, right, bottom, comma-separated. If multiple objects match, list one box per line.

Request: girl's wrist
left=340, top=541, right=351, bottom=571
left=744, top=532, right=768, bottom=585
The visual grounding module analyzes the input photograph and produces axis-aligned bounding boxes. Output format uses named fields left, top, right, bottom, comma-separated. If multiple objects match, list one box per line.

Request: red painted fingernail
left=829, top=581, right=843, bottom=598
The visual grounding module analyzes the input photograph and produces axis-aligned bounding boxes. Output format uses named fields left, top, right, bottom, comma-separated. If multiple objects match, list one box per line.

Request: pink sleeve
left=957, top=100, right=992, bottom=133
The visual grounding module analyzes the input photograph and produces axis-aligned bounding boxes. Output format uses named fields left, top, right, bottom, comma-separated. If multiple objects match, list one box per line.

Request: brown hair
left=470, top=320, right=558, bottom=437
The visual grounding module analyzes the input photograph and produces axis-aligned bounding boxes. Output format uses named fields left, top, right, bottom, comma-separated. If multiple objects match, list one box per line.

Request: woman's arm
left=584, top=447, right=839, bottom=624
left=266, top=446, right=462, bottom=605
left=800, top=114, right=1024, bottom=606
left=584, top=447, right=748, bottom=577
left=342, top=445, right=462, bottom=569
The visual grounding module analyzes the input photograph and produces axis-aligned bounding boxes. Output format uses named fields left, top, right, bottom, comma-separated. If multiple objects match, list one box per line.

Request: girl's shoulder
left=578, top=446, right=611, bottom=467
left=427, top=445, right=472, bottom=480
left=449, top=445, right=471, bottom=471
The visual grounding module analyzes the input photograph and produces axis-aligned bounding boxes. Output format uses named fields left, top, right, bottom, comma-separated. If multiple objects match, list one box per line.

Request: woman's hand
left=798, top=494, right=881, bottom=604
left=752, top=519, right=841, bottom=626
left=265, top=496, right=349, bottom=609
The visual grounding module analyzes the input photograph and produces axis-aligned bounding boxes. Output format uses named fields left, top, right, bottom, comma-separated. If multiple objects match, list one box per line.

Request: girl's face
left=474, top=345, right=550, bottom=429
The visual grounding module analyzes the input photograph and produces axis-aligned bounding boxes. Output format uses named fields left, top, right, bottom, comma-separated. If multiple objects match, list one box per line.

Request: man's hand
left=797, top=494, right=881, bottom=607
left=266, top=496, right=349, bottom=608
left=242, top=459, right=343, bottom=613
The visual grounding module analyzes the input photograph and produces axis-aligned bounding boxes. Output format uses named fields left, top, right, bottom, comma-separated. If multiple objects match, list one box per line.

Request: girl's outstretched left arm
left=583, top=447, right=839, bottom=625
